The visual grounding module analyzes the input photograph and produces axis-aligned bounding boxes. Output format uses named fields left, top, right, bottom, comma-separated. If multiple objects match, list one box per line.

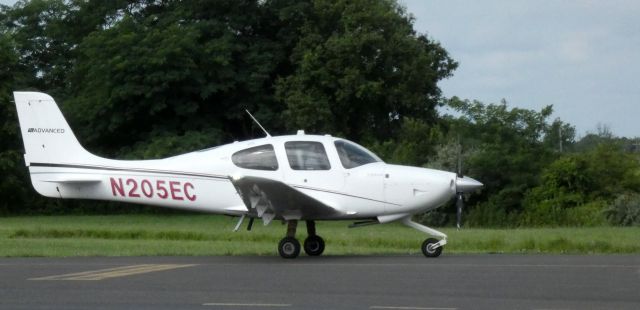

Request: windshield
left=334, top=140, right=382, bottom=169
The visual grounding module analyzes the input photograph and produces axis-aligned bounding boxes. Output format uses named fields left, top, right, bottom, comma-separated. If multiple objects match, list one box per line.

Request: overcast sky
left=2, top=0, right=638, bottom=137
left=403, top=0, right=640, bottom=138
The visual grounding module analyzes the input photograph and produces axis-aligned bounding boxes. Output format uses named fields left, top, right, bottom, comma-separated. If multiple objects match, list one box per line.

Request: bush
left=466, top=195, right=519, bottom=228
left=565, top=201, right=607, bottom=227
left=604, top=193, right=640, bottom=226
left=519, top=198, right=567, bottom=227
left=520, top=145, right=640, bottom=226
left=416, top=210, right=449, bottom=227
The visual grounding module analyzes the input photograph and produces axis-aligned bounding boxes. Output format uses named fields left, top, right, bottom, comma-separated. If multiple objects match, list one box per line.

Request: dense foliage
left=428, top=99, right=640, bottom=227
left=1, top=0, right=638, bottom=225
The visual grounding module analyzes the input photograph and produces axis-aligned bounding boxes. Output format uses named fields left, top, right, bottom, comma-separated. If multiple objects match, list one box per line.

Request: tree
left=0, top=24, right=31, bottom=214
left=0, top=0, right=459, bottom=214
left=369, top=117, right=443, bottom=167
left=543, top=118, right=575, bottom=153
left=6, top=0, right=74, bottom=95
left=440, top=97, right=564, bottom=227
left=275, top=0, right=456, bottom=143
left=65, top=0, right=292, bottom=157
left=521, top=144, right=640, bottom=226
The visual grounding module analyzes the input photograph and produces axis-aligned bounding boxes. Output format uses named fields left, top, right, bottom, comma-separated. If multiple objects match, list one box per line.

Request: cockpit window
left=285, top=141, right=331, bottom=170
left=334, top=140, right=381, bottom=169
left=232, top=144, right=278, bottom=171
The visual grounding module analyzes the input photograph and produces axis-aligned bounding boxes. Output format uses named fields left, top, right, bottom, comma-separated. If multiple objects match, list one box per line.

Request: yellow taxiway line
left=29, top=264, right=197, bottom=281
left=202, top=303, right=292, bottom=307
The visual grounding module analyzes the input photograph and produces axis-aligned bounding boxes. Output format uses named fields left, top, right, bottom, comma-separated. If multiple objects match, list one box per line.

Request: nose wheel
left=421, top=238, right=443, bottom=257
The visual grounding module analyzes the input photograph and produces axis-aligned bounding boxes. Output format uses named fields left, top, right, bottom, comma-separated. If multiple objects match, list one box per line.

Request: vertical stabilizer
left=13, top=92, right=97, bottom=165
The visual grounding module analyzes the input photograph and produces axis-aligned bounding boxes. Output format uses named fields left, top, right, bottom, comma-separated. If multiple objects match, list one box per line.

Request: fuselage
left=29, top=133, right=459, bottom=220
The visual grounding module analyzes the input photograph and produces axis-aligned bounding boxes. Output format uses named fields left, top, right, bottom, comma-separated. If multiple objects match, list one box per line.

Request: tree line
left=1, top=0, right=638, bottom=226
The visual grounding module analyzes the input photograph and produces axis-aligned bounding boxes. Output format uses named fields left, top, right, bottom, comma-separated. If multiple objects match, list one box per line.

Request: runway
left=0, top=255, right=638, bottom=309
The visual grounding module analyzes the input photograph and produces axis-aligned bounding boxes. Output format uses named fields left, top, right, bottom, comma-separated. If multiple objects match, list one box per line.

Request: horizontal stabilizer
left=225, top=205, right=249, bottom=213
left=41, top=175, right=102, bottom=184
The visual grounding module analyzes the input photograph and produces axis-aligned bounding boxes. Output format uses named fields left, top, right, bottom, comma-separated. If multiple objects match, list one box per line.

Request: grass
left=0, top=214, right=639, bottom=257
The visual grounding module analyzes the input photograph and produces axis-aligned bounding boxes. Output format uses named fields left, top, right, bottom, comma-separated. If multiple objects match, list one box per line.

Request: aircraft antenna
left=245, top=109, right=271, bottom=137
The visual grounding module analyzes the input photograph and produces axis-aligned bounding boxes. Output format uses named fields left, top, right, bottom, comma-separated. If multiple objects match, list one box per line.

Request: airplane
left=13, top=91, right=483, bottom=259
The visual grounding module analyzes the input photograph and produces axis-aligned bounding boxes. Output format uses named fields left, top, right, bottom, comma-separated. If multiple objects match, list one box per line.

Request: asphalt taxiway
left=0, top=255, right=638, bottom=310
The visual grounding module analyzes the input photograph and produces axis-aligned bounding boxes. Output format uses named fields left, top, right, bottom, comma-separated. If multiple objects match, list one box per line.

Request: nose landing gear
left=402, top=217, right=446, bottom=258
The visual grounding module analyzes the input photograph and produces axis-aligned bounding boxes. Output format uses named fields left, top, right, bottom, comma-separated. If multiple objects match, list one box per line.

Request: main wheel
left=303, top=235, right=325, bottom=256
left=278, top=237, right=301, bottom=259
left=421, top=238, right=443, bottom=258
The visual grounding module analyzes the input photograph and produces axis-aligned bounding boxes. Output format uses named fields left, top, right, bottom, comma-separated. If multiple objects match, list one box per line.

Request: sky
left=2, top=0, right=639, bottom=137
left=402, top=0, right=640, bottom=138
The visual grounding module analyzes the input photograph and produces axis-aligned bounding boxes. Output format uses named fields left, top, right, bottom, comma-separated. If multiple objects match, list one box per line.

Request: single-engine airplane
left=13, top=91, right=482, bottom=258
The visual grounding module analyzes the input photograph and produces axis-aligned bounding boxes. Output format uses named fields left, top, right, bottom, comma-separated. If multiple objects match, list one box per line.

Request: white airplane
left=13, top=91, right=482, bottom=258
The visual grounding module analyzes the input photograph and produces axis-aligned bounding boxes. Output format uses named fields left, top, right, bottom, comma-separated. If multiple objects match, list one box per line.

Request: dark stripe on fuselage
left=29, top=162, right=230, bottom=180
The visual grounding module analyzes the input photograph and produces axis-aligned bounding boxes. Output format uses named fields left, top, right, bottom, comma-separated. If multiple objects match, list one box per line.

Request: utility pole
left=558, top=125, right=563, bottom=153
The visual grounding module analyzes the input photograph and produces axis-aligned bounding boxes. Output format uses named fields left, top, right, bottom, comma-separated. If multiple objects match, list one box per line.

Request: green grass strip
left=0, top=215, right=638, bottom=257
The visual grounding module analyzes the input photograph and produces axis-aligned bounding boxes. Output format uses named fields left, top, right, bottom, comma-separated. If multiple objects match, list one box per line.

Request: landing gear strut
left=402, top=217, right=447, bottom=258
left=277, top=220, right=325, bottom=259
left=303, top=221, right=325, bottom=256
left=278, top=220, right=300, bottom=259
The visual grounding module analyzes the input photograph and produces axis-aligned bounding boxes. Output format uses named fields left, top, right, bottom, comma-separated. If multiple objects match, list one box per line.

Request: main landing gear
left=278, top=220, right=325, bottom=259
left=401, top=217, right=447, bottom=258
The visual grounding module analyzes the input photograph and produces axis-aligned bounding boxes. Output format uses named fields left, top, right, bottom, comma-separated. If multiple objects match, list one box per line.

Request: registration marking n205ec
left=109, top=177, right=196, bottom=201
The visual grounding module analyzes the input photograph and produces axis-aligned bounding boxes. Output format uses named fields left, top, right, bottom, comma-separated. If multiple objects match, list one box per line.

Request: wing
left=230, top=176, right=341, bottom=225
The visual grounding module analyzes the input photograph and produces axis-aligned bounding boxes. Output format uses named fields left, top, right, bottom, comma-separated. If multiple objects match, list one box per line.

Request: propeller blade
left=456, top=192, right=464, bottom=229
left=456, top=135, right=463, bottom=178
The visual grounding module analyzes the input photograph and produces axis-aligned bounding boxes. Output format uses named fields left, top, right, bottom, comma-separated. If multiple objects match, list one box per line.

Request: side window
left=285, top=141, right=331, bottom=170
left=335, top=140, right=380, bottom=169
left=232, top=144, right=278, bottom=171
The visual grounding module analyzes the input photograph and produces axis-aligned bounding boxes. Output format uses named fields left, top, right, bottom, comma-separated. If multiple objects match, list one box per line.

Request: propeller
left=453, top=138, right=483, bottom=229
left=456, top=192, right=464, bottom=229
left=457, top=135, right=463, bottom=179
left=456, top=137, right=464, bottom=230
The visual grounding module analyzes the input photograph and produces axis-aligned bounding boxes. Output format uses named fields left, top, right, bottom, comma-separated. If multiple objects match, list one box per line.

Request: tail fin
left=13, top=92, right=97, bottom=165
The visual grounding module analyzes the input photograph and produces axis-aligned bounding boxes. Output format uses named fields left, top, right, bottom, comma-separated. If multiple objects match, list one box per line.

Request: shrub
left=565, top=201, right=607, bottom=227
left=466, top=195, right=519, bottom=228
left=416, top=210, right=448, bottom=227
left=604, top=193, right=640, bottom=226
